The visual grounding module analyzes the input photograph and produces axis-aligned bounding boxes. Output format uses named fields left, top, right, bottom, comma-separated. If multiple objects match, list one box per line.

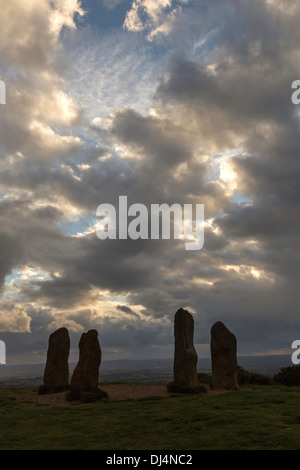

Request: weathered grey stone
left=43, top=327, right=70, bottom=393
left=210, top=321, right=238, bottom=390
left=70, top=329, right=101, bottom=394
left=173, top=308, right=198, bottom=387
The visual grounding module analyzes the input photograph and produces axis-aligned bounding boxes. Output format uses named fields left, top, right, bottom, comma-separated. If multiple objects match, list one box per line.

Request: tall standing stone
left=173, top=308, right=198, bottom=387
left=70, top=329, right=101, bottom=394
left=43, top=327, right=70, bottom=393
left=210, top=321, right=238, bottom=390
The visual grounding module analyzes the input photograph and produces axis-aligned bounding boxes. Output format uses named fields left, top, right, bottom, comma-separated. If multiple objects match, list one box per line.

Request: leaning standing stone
left=173, top=308, right=198, bottom=387
left=70, top=329, right=101, bottom=394
left=42, top=327, right=70, bottom=393
left=210, top=321, right=238, bottom=390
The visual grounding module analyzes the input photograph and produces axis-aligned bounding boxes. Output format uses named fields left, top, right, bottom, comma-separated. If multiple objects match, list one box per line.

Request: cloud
left=0, top=303, right=31, bottom=333
left=0, top=0, right=84, bottom=71
left=101, top=0, right=125, bottom=10
left=123, top=0, right=190, bottom=41
left=0, top=0, right=84, bottom=161
left=124, top=0, right=172, bottom=32
left=117, top=305, right=138, bottom=316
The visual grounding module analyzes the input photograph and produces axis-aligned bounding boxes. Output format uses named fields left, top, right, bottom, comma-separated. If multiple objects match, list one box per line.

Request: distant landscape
left=0, top=355, right=292, bottom=388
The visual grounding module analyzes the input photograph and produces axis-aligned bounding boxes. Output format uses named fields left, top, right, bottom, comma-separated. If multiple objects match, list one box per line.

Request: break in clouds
left=0, top=0, right=300, bottom=364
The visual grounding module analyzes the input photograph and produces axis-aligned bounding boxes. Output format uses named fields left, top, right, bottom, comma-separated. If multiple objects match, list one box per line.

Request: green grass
left=1, top=385, right=300, bottom=449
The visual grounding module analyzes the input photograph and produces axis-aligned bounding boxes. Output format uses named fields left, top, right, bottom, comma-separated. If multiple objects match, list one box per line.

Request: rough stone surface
left=70, top=329, right=101, bottom=393
left=43, top=327, right=70, bottom=392
left=173, top=308, right=198, bottom=387
left=210, top=321, right=238, bottom=390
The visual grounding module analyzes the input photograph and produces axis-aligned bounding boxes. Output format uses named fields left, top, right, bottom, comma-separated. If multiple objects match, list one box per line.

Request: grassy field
left=1, top=384, right=300, bottom=450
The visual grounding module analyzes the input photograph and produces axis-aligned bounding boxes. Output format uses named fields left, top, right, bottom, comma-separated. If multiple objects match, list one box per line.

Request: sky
left=0, top=0, right=300, bottom=366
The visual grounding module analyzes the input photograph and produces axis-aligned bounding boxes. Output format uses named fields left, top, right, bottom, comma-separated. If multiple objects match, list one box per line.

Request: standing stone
left=210, top=321, right=238, bottom=390
left=70, top=329, right=101, bottom=394
left=43, top=327, right=70, bottom=393
left=173, top=308, right=198, bottom=387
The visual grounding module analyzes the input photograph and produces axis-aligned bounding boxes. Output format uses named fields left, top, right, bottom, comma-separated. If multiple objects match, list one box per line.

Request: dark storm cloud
left=29, top=237, right=166, bottom=309
left=117, top=304, right=136, bottom=315
left=111, top=107, right=192, bottom=167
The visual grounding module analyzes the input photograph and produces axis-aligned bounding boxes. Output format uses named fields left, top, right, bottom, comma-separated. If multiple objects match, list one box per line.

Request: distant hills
left=0, top=355, right=292, bottom=388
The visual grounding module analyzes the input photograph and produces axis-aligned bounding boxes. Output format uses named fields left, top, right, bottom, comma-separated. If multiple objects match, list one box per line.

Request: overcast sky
left=0, top=0, right=300, bottom=366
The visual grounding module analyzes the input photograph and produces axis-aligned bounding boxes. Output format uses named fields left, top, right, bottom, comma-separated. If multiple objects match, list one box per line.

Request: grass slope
left=1, top=385, right=300, bottom=450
